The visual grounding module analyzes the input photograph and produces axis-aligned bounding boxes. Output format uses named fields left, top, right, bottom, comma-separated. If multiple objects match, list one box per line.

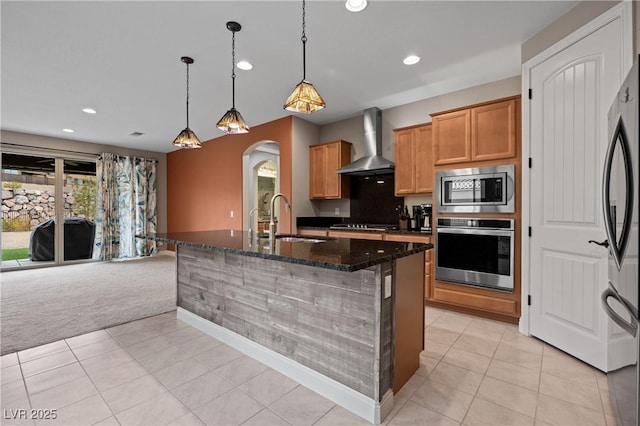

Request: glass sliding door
left=62, top=159, right=97, bottom=261
left=1, top=153, right=57, bottom=268
left=1, top=152, right=97, bottom=270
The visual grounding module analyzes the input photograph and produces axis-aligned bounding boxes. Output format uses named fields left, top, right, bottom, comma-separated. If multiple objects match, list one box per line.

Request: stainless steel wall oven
left=436, top=217, right=514, bottom=291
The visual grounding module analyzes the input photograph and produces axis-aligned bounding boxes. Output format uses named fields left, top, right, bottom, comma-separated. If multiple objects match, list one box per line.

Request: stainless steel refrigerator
left=601, top=55, right=639, bottom=426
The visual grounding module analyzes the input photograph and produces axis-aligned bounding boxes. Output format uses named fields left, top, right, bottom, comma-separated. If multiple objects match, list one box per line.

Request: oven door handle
left=436, top=228, right=514, bottom=237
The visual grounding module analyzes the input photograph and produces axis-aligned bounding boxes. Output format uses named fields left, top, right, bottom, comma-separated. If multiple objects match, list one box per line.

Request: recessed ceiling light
left=403, top=55, right=421, bottom=65
left=62, top=128, right=74, bottom=133
left=82, top=108, right=97, bottom=114
left=345, top=0, right=367, bottom=12
left=237, top=61, right=253, bottom=70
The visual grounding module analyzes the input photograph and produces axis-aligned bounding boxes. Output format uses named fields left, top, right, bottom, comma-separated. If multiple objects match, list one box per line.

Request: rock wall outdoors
left=2, top=188, right=82, bottom=230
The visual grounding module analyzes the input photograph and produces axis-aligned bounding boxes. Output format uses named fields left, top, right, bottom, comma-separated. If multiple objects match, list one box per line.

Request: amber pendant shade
left=284, top=0, right=325, bottom=114
left=216, top=107, right=249, bottom=134
left=172, top=56, right=202, bottom=149
left=217, top=21, right=250, bottom=135
left=172, top=127, right=202, bottom=149
left=284, top=80, right=326, bottom=114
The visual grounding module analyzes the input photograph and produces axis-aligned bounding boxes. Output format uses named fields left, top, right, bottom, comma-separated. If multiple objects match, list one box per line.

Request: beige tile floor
left=0, top=307, right=616, bottom=426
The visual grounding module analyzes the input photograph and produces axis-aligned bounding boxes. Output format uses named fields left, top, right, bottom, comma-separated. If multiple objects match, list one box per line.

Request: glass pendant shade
left=284, top=80, right=326, bottom=113
left=216, top=107, right=249, bottom=134
left=172, top=56, right=202, bottom=149
left=172, top=127, right=202, bottom=148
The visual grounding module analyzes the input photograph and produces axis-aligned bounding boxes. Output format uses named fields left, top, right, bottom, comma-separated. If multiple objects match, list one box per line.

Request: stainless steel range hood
left=336, top=107, right=395, bottom=176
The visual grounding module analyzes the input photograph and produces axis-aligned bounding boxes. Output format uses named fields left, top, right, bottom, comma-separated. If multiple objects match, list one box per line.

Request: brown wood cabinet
left=393, top=252, right=425, bottom=393
left=309, top=140, right=352, bottom=199
left=427, top=95, right=522, bottom=323
left=297, top=228, right=328, bottom=237
left=432, top=110, right=470, bottom=166
left=394, top=124, right=433, bottom=195
left=327, top=230, right=384, bottom=241
left=385, top=234, right=432, bottom=302
left=432, top=96, right=518, bottom=166
left=300, top=229, right=435, bottom=303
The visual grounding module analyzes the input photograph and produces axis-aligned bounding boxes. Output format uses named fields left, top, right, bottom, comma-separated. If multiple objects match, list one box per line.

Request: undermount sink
left=275, top=235, right=334, bottom=243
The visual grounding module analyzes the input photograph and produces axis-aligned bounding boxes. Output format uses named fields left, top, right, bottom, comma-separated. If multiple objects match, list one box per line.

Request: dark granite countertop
left=143, top=230, right=432, bottom=272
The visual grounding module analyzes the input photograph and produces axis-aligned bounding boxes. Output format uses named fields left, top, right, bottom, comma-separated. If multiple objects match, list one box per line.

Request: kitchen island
left=144, top=230, right=431, bottom=424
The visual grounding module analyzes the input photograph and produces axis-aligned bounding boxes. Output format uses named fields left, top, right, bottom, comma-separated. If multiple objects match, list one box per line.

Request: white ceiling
left=1, top=0, right=577, bottom=154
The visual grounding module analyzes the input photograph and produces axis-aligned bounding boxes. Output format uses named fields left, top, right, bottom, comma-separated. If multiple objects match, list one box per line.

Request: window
left=1, top=152, right=97, bottom=270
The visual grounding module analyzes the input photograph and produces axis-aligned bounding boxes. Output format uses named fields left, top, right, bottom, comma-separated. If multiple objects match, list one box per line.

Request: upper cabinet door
left=394, top=124, right=433, bottom=195
left=431, top=97, right=519, bottom=166
left=471, top=99, right=517, bottom=162
left=309, top=140, right=351, bottom=200
left=394, top=128, right=416, bottom=195
left=415, top=125, right=433, bottom=193
left=323, top=142, right=342, bottom=198
left=309, top=145, right=326, bottom=199
left=432, top=109, right=471, bottom=165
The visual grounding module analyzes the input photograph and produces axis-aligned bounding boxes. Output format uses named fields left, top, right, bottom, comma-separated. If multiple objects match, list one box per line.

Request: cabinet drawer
left=384, top=234, right=431, bottom=243
left=433, top=287, right=517, bottom=315
left=328, top=231, right=384, bottom=240
left=298, top=229, right=328, bottom=237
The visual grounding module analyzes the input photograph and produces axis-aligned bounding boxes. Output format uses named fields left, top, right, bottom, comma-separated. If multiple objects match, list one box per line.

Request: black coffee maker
left=412, top=205, right=424, bottom=232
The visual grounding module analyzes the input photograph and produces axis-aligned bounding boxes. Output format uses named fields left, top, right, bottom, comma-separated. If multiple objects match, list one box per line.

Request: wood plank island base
left=143, top=230, right=432, bottom=424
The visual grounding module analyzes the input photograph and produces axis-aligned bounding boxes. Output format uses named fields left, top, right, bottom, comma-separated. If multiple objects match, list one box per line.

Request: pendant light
left=284, top=0, right=326, bottom=114
left=217, top=21, right=250, bottom=134
left=172, top=56, right=202, bottom=149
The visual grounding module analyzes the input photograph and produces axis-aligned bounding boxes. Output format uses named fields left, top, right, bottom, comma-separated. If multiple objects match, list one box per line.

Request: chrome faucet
left=269, top=193, right=291, bottom=239
left=248, top=208, right=259, bottom=240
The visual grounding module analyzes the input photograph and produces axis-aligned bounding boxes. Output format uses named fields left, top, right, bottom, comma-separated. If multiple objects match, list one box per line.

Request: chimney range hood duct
left=336, top=107, right=395, bottom=176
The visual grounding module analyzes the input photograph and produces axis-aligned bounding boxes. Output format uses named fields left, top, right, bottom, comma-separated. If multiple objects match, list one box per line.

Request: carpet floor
left=0, top=253, right=177, bottom=355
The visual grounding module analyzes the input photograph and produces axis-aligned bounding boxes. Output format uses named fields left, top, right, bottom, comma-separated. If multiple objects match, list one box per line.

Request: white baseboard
left=177, top=307, right=391, bottom=424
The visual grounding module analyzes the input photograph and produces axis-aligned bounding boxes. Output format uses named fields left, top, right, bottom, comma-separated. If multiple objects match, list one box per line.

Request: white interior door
left=528, top=13, right=626, bottom=371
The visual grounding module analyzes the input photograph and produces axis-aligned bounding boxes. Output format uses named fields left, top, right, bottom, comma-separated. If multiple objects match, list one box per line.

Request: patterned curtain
left=95, top=153, right=157, bottom=260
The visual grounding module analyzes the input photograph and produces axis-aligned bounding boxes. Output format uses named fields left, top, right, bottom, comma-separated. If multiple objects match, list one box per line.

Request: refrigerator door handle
left=601, top=283, right=639, bottom=337
left=602, top=114, right=635, bottom=270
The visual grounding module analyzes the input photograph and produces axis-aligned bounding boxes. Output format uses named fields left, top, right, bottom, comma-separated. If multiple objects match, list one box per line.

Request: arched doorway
left=242, top=142, right=280, bottom=233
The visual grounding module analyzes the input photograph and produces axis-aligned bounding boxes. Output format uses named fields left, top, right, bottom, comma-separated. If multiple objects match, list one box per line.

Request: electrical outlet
left=335, top=207, right=340, bottom=215
left=230, top=210, right=234, bottom=218
left=384, top=275, right=392, bottom=299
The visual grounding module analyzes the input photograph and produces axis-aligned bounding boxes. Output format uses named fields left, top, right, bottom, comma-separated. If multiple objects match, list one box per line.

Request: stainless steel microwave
left=436, top=165, right=515, bottom=213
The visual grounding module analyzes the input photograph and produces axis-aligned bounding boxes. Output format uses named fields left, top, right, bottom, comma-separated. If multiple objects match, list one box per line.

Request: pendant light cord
left=301, top=0, right=307, bottom=81
left=231, top=30, right=237, bottom=109
left=185, top=62, right=191, bottom=128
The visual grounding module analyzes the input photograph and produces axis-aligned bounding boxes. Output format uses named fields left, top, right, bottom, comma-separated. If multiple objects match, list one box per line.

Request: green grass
left=2, top=248, right=29, bottom=261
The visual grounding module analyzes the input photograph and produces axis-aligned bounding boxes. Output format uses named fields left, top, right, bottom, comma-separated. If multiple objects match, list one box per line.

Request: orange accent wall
left=167, top=116, right=293, bottom=233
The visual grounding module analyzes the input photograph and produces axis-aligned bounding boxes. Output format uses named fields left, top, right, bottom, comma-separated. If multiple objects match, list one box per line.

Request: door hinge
left=528, top=295, right=532, bottom=306
left=528, top=157, right=532, bottom=168
left=528, top=227, right=532, bottom=237
left=528, top=88, right=532, bottom=99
